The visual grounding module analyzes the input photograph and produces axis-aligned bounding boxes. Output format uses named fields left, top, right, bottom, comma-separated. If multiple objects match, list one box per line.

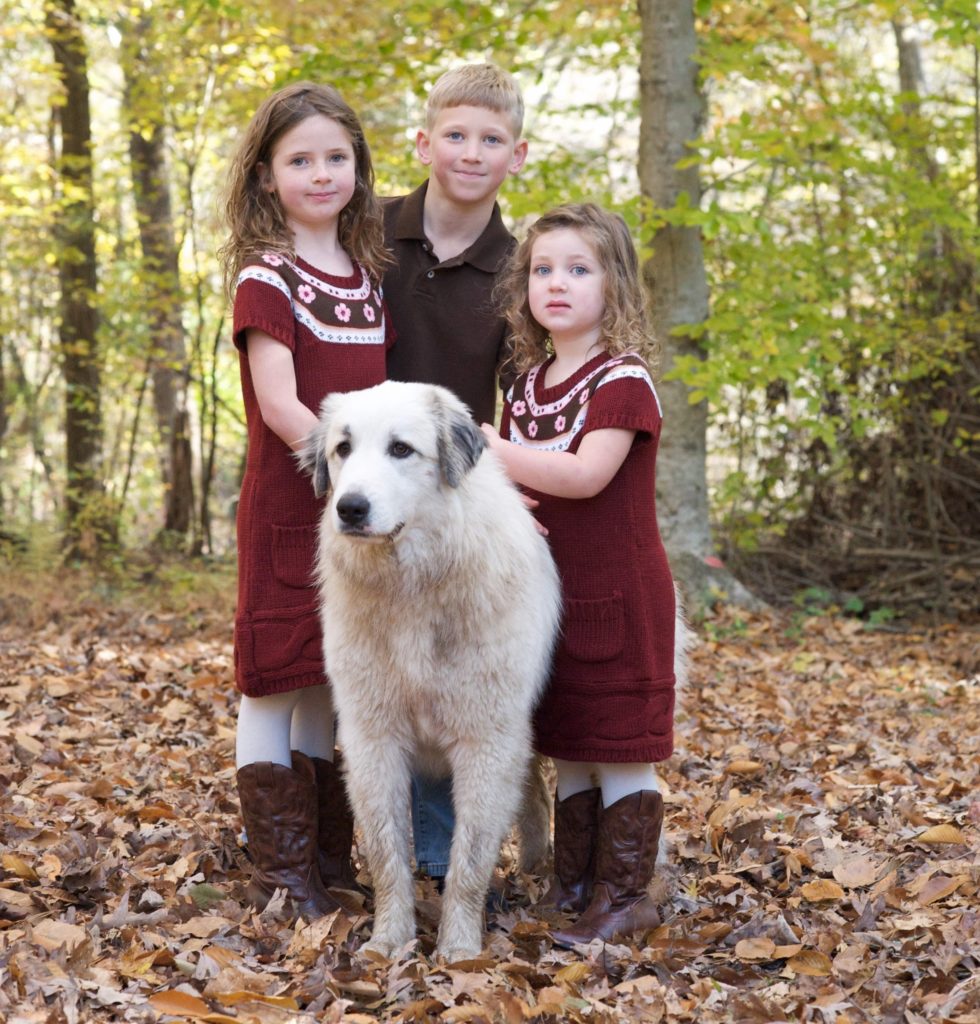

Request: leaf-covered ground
left=1, top=581, right=977, bottom=1023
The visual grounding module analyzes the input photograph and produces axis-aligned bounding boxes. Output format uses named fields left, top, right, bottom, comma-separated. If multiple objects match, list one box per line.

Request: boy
left=384, top=63, right=528, bottom=424
left=382, top=63, right=528, bottom=887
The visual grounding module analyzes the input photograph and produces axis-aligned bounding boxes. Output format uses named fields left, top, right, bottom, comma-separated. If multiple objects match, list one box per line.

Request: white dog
left=300, top=381, right=561, bottom=962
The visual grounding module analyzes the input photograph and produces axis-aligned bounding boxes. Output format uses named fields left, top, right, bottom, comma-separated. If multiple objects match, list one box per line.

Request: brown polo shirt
left=383, top=181, right=514, bottom=425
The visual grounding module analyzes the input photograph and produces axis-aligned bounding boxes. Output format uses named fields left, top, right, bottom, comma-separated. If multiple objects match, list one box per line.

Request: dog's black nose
left=336, top=493, right=370, bottom=526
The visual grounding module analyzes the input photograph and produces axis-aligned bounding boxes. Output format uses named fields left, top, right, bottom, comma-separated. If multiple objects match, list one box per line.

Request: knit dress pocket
left=561, top=592, right=625, bottom=663
left=271, top=523, right=319, bottom=591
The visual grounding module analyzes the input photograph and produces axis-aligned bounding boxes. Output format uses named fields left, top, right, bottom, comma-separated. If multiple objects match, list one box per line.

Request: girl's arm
left=246, top=329, right=319, bottom=451
left=480, top=423, right=635, bottom=499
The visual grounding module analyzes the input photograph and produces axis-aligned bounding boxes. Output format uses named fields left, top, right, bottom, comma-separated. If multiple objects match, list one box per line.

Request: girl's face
left=528, top=227, right=606, bottom=348
left=261, top=114, right=357, bottom=234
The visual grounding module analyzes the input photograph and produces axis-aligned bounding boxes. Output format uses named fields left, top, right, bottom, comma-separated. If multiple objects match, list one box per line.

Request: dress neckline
left=535, top=349, right=612, bottom=401
left=294, top=254, right=362, bottom=286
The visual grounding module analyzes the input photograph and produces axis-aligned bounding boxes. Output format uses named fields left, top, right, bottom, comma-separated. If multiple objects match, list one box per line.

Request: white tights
left=553, top=758, right=660, bottom=809
left=235, top=686, right=336, bottom=769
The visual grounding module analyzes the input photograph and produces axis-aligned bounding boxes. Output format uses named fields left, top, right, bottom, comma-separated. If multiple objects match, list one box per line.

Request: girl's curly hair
left=497, top=203, right=660, bottom=377
left=218, top=82, right=389, bottom=297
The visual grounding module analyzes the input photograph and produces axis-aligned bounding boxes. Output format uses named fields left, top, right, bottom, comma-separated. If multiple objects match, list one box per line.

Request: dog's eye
left=335, top=440, right=352, bottom=459
left=389, top=440, right=414, bottom=459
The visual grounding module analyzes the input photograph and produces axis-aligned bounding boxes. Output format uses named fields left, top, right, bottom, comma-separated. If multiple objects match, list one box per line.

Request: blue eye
left=532, top=266, right=551, bottom=276
left=571, top=265, right=588, bottom=276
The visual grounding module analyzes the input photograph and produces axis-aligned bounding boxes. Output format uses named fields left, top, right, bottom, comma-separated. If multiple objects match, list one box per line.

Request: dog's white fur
left=300, top=381, right=561, bottom=962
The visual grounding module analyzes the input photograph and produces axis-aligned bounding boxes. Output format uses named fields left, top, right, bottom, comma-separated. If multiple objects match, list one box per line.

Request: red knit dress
left=500, top=350, right=675, bottom=762
left=232, top=253, right=389, bottom=697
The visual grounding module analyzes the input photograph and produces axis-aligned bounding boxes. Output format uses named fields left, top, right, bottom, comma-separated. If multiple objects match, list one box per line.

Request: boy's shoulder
left=382, top=186, right=425, bottom=239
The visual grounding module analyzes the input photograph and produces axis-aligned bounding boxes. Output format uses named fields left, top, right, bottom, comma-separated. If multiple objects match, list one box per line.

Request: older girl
left=219, top=82, right=390, bottom=919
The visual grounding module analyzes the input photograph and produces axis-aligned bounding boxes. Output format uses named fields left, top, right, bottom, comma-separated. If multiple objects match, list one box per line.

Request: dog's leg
left=515, top=754, right=553, bottom=874
left=437, top=736, right=530, bottom=961
left=340, top=729, right=416, bottom=957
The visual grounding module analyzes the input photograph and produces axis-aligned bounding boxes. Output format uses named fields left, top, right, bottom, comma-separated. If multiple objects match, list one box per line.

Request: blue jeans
left=411, top=773, right=454, bottom=878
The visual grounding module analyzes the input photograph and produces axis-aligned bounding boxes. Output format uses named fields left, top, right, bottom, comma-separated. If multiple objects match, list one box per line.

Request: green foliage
left=2, top=0, right=976, bottom=608
left=679, top=0, right=979, bottom=575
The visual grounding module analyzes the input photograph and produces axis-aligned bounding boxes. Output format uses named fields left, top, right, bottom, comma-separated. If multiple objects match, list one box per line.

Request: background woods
left=2, top=0, right=978, bottom=617
left=0, top=4, right=977, bottom=1021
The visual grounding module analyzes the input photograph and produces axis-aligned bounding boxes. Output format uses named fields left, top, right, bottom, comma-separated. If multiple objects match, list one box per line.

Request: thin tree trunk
left=121, top=19, right=196, bottom=549
left=637, top=0, right=759, bottom=610
left=45, top=0, right=112, bottom=557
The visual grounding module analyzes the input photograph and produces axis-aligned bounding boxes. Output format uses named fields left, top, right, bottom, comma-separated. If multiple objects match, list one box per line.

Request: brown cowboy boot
left=297, top=751, right=367, bottom=894
left=236, top=757, right=342, bottom=920
left=550, top=790, right=663, bottom=948
left=539, top=787, right=601, bottom=914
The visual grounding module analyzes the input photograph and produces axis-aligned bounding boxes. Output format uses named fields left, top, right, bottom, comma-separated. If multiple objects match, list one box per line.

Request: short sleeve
left=232, top=263, right=296, bottom=353
left=584, top=358, right=662, bottom=442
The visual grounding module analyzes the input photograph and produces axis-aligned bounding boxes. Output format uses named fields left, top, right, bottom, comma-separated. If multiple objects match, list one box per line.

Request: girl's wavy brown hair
left=497, top=203, right=660, bottom=377
left=218, top=82, right=389, bottom=298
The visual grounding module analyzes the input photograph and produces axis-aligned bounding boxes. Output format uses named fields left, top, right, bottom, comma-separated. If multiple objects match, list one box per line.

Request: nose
left=336, top=492, right=370, bottom=526
left=311, top=160, right=332, bottom=182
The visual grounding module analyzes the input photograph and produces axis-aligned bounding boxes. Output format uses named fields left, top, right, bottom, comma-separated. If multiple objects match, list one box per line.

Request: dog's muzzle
left=335, top=492, right=404, bottom=541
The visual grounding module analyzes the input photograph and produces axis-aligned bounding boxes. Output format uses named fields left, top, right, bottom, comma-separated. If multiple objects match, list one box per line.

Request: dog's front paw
left=360, top=930, right=415, bottom=961
left=435, top=939, right=483, bottom=964
left=436, top=919, right=483, bottom=963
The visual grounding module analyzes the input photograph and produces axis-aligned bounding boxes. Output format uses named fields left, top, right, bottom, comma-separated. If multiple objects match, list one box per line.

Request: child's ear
left=416, top=129, right=432, bottom=166
left=509, top=139, right=528, bottom=175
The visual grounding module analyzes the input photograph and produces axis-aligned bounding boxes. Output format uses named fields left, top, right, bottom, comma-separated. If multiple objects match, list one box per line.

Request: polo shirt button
left=426, top=270, right=435, bottom=279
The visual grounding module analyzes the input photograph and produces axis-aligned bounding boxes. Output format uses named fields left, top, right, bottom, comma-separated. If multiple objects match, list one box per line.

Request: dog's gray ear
left=433, top=389, right=486, bottom=488
left=295, top=396, right=335, bottom=499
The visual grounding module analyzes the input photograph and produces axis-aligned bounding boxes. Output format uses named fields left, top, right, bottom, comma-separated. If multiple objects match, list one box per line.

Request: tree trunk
left=45, top=0, right=112, bottom=557
left=122, top=21, right=196, bottom=549
left=637, top=0, right=759, bottom=610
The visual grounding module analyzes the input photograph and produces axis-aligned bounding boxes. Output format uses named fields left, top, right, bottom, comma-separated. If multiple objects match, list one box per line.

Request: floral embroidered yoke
left=231, top=253, right=390, bottom=697
left=501, top=350, right=676, bottom=763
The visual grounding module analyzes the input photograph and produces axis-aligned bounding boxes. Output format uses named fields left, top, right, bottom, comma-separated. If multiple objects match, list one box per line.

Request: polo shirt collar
left=393, top=180, right=511, bottom=272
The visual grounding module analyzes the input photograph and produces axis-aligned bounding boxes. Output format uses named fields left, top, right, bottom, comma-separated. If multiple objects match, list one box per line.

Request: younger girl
left=481, top=204, right=675, bottom=946
left=219, top=82, right=390, bottom=919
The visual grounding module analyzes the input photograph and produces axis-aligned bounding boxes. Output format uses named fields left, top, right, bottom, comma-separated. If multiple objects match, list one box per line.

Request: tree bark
left=45, top=0, right=112, bottom=556
left=122, top=20, right=196, bottom=548
left=637, top=0, right=759, bottom=610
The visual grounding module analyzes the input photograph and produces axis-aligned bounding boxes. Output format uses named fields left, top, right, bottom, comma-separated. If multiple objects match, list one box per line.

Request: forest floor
left=0, top=560, right=977, bottom=1023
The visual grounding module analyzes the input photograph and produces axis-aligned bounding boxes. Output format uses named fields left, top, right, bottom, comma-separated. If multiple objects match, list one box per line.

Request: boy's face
left=417, top=105, right=527, bottom=207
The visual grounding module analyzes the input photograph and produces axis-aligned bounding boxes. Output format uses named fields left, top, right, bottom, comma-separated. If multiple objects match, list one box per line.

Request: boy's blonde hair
left=218, top=81, right=389, bottom=297
left=497, top=203, right=661, bottom=376
left=425, top=63, right=524, bottom=138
